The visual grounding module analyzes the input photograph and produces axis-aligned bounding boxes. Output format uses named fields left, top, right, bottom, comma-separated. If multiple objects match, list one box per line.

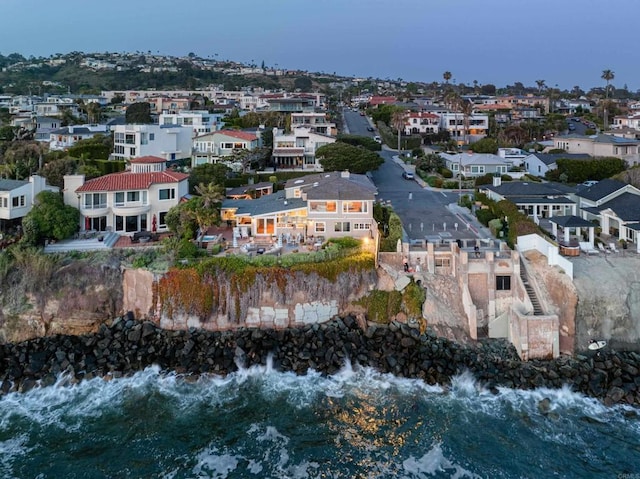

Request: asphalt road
left=343, top=109, right=485, bottom=241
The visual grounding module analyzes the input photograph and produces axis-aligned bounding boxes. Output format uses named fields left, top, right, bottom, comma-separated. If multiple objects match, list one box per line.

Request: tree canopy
left=336, top=134, right=381, bottom=151
left=316, top=142, right=383, bottom=174
left=188, top=162, right=230, bottom=194
left=546, top=157, right=627, bottom=183
left=22, top=190, right=79, bottom=244
left=125, top=102, right=153, bottom=124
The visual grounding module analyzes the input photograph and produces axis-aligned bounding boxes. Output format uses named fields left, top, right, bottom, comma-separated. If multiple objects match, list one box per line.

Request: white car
left=581, top=180, right=598, bottom=187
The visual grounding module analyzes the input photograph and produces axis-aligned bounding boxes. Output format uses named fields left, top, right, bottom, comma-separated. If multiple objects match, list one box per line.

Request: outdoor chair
left=609, top=242, right=620, bottom=253
left=598, top=243, right=611, bottom=254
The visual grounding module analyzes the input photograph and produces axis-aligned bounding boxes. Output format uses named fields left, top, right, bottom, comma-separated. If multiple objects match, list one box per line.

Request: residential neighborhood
left=1, top=50, right=640, bottom=366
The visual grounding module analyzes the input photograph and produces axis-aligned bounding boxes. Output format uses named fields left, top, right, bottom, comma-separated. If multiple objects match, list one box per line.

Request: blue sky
left=2, top=0, right=638, bottom=92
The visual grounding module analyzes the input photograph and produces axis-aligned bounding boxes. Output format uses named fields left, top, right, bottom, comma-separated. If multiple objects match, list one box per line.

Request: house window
left=309, top=201, right=336, bottom=212
left=435, top=258, right=450, bottom=268
left=149, top=133, right=154, bottom=141
left=159, top=188, right=175, bottom=200
left=353, top=223, right=371, bottom=230
left=159, top=212, right=168, bottom=227
left=127, top=191, right=140, bottom=202
left=130, top=148, right=136, bottom=156
left=115, top=192, right=125, bottom=206
left=12, top=196, right=25, bottom=207
left=496, top=275, right=511, bottom=290
left=342, top=201, right=367, bottom=214
left=1, top=197, right=7, bottom=208
left=114, top=145, right=125, bottom=155
left=125, top=134, right=135, bottom=145
left=315, top=222, right=325, bottom=233
left=84, top=193, right=106, bottom=209
left=334, top=222, right=351, bottom=232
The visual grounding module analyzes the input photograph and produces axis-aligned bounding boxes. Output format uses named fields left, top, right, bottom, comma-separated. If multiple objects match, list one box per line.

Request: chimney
left=492, top=175, right=502, bottom=187
left=341, top=170, right=350, bottom=179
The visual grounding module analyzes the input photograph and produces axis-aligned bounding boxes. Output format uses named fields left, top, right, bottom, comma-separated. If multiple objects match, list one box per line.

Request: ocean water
left=1, top=359, right=639, bottom=479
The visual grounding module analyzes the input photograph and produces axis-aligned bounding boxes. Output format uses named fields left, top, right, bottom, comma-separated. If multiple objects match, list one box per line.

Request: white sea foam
left=192, top=444, right=239, bottom=478
left=0, top=434, right=32, bottom=478
left=402, top=443, right=481, bottom=478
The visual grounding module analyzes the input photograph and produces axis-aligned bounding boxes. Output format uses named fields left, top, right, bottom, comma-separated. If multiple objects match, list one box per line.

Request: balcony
left=80, top=205, right=109, bottom=217
left=112, top=204, right=151, bottom=216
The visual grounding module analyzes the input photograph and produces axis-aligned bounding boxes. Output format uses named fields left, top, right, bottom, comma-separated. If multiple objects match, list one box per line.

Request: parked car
left=581, top=180, right=598, bottom=187
left=402, top=171, right=415, bottom=180
left=373, top=135, right=381, bottom=143
left=367, top=126, right=375, bottom=132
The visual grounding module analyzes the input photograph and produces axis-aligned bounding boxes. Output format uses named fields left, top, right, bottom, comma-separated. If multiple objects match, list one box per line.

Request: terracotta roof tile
left=215, top=130, right=258, bottom=141
left=76, top=171, right=188, bottom=192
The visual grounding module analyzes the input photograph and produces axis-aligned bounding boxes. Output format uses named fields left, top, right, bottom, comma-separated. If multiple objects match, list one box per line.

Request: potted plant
left=620, top=239, right=628, bottom=249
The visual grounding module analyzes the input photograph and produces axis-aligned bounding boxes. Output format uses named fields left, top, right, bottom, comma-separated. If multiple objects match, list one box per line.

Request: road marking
left=441, top=192, right=447, bottom=197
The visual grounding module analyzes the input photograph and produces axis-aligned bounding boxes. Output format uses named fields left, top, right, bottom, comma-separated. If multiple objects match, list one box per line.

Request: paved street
left=343, top=109, right=489, bottom=242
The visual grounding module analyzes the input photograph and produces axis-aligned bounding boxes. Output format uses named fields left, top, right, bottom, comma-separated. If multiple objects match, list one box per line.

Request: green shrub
left=476, top=208, right=497, bottom=226
left=501, top=174, right=513, bottom=181
left=380, top=212, right=403, bottom=252
left=443, top=180, right=458, bottom=189
left=439, top=167, right=453, bottom=178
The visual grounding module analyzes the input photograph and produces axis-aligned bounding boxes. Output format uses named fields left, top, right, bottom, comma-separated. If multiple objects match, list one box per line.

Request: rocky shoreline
left=1, top=316, right=639, bottom=407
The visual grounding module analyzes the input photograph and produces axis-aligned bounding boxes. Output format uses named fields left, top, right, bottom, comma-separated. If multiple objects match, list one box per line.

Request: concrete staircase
left=519, top=259, right=544, bottom=315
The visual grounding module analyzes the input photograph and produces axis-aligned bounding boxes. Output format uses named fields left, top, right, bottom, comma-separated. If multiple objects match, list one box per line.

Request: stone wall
left=3, top=317, right=639, bottom=407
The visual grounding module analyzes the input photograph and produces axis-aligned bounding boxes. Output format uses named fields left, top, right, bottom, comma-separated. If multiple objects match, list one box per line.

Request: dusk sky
left=2, top=0, right=638, bottom=92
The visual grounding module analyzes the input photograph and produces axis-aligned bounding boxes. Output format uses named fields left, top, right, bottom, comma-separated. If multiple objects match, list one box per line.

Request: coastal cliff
left=0, top=254, right=123, bottom=343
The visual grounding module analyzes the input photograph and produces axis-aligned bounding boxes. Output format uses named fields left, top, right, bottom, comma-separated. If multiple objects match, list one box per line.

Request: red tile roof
left=76, top=171, right=188, bottom=192
left=369, top=96, right=397, bottom=106
left=215, top=130, right=258, bottom=141
left=130, top=155, right=166, bottom=164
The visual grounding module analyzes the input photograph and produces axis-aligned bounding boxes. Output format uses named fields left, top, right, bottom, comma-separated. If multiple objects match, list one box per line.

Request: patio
left=200, top=225, right=327, bottom=257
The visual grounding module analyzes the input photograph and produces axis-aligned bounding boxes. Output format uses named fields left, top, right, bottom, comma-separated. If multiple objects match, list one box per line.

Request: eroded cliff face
left=571, top=255, right=640, bottom=352
left=0, top=258, right=123, bottom=343
left=147, top=267, right=379, bottom=330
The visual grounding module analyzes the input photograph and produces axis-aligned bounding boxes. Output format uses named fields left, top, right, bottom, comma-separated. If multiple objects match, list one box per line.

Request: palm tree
left=535, top=79, right=546, bottom=94
left=445, top=91, right=462, bottom=145
left=443, top=71, right=452, bottom=86
left=459, top=99, right=474, bottom=146
left=602, top=69, right=615, bottom=129
left=391, top=110, right=406, bottom=152
left=193, top=182, right=225, bottom=244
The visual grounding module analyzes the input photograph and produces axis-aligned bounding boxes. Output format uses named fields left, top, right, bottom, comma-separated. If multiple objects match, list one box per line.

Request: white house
left=523, top=152, right=592, bottom=177
left=159, top=110, right=224, bottom=136
left=192, top=130, right=261, bottom=167
left=440, top=152, right=511, bottom=177
left=439, top=111, right=489, bottom=143
left=554, top=134, right=640, bottom=166
left=49, top=124, right=110, bottom=151
left=34, top=97, right=80, bottom=118
left=0, top=176, right=59, bottom=231
left=576, top=179, right=640, bottom=248
left=63, top=156, right=189, bottom=235
left=272, top=127, right=336, bottom=171
left=290, top=112, right=337, bottom=136
left=404, top=112, right=440, bottom=135
left=111, top=124, right=193, bottom=161
left=35, top=116, right=61, bottom=142
left=612, top=114, right=640, bottom=130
